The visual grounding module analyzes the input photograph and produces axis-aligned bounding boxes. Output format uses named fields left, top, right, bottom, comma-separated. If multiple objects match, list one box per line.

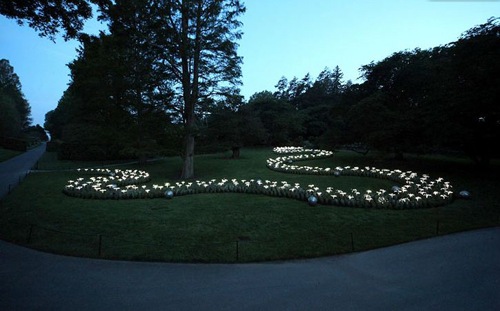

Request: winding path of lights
left=63, top=147, right=455, bottom=209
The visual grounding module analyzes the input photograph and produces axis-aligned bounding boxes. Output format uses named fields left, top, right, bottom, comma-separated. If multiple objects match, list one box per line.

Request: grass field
left=0, top=148, right=499, bottom=262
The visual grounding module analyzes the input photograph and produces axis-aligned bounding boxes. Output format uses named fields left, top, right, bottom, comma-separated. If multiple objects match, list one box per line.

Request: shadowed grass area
left=0, top=148, right=21, bottom=162
left=35, top=151, right=140, bottom=170
left=0, top=148, right=498, bottom=262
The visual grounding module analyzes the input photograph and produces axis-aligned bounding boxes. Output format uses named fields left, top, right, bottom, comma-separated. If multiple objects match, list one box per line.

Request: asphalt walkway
left=0, top=145, right=499, bottom=310
left=0, top=143, right=46, bottom=198
left=0, top=228, right=498, bottom=311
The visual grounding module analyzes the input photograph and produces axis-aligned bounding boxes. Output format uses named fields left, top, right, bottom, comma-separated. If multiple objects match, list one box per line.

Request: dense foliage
left=0, top=59, right=33, bottom=140
left=352, top=18, right=500, bottom=166
left=0, top=0, right=109, bottom=40
left=223, top=17, right=499, bottom=167
left=44, top=15, right=499, bottom=170
left=45, top=0, right=245, bottom=175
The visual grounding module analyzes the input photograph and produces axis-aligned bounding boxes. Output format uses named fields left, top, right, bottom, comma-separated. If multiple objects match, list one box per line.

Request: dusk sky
left=0, top=0, right=498, bottom=126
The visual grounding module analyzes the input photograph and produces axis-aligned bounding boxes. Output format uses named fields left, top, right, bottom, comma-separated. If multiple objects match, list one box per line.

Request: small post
left=27, top=224, right=34, bottom=244
left=350, top=233, right=355, bottom=251
left=98, top=235, right=103, bottom=257
left=235, top=240, right=239, bottom=262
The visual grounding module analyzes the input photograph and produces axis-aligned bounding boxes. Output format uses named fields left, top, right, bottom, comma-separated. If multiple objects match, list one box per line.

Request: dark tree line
left=348, top=17, right=499, bottom=167
left=0, top=59, right=47, bottom=150
left=0, top=59, right=34, bottom=138
left=45, top=30, right=174, bottom=161
left=203, top=17, right=499, bottom=167
left=7, top=0, right=495, bottom=170
left=2, top=2, right=498, bottom=171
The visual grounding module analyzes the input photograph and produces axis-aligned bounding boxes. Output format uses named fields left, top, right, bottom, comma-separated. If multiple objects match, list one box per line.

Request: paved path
left=0, top=145, right=499, bottom=310
left=0, top=143, right=46, bottom=199
left=1, top=227, right=498, bottom=311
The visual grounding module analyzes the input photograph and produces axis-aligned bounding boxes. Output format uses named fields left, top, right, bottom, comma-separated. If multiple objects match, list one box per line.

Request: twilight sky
left=0, top=0, right=498, bottom=126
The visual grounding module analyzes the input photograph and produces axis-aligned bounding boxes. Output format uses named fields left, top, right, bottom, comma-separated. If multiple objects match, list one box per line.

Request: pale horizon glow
left=0, top=0, right=498, bottom=126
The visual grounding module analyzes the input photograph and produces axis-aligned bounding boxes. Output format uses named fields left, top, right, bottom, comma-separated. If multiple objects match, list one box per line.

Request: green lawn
left=0, top=148, right=498, bottom=262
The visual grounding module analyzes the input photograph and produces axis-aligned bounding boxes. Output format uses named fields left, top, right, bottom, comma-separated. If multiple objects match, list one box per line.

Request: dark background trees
left=45, top=24, right=173, bottom=160
left=229, top=17, right=498, bottom=167
left=0, top=59, right=33, bottom=140
left=4, top=1, right=495, bottom=172
left=46, top=13, right=496, bottom=167
left=448, top=17, right=500, bottom=167
left=201, top=94, right=266, bottom=158
left=0, top=59, right=47, bottom=151
left=245, top=91, right=303, bottom=146
left=344, top=17, right=499, bottom=165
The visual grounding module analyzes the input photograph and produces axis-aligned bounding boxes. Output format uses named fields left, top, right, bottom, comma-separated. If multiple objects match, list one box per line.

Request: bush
left=58, top=143, right=115, bottom=161
left=0, top=137, right=28, bottom=151
left=46, top=140, right=62, bottom=152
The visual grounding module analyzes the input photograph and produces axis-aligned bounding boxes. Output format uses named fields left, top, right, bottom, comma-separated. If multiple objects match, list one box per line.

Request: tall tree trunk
left=181, top=131, right=195, bottom=179
left=179, top=0, right=201, bottom=180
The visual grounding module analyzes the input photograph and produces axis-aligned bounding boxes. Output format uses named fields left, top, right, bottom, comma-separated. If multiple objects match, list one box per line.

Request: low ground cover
left=0, top=148, right=498, bottom=262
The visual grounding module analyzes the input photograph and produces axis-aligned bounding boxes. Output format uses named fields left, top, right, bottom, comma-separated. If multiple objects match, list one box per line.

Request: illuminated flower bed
left=268, top=147, right=454, bottom=208
left=63, top=147, right=455, bottom=209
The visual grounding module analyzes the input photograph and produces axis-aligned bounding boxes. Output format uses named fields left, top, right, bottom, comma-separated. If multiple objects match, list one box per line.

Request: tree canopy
left=239, top=17, right=499, bottom=166
left=45, top=0, right=246, bottom=173
left=146, top=0, right=246, bottom=178
left=0, top=0, right=111, bottom=40
left=42, top=11, right=499, bottom=170
left=349, top=17, right=500, bottom=164
left=45, top=26, right=173, bottom=160
left=0, top=59, right=32, bottom=138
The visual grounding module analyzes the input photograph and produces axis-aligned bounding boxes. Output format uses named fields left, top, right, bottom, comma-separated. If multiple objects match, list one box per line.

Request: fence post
left=235, top=240, right=239, bottom=262
left=27, top=224, right=34, bottom=244
left=350, top=233, right=355, bottom=251
left=98, top=234, right=103, bottom=257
